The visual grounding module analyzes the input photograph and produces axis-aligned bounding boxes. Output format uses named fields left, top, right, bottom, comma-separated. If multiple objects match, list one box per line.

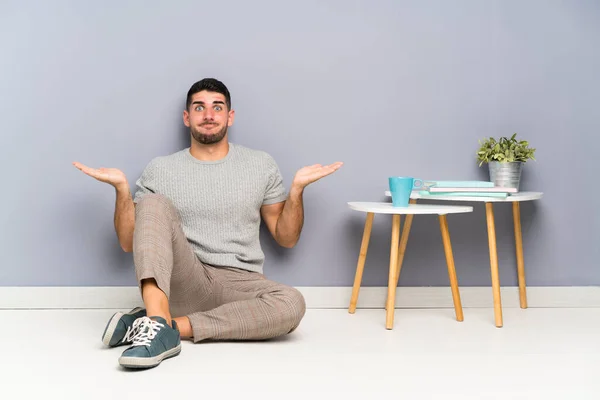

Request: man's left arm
left=261, top=162, right=343, bottom=248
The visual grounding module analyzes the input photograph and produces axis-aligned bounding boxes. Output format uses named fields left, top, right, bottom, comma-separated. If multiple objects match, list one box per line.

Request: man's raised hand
left=72, top=162, right=128, bottom=189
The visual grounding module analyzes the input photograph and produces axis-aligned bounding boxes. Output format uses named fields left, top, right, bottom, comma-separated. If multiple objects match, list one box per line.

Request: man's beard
left=191, top=123, right=228, bottom=145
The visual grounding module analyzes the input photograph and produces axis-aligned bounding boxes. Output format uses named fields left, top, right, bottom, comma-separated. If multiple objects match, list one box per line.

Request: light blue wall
left=2, top=0, right=598, bottom=287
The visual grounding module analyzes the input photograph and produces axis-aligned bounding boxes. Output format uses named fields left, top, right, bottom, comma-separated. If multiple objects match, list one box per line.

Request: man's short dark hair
left=186, top=78, right=231, bottom=110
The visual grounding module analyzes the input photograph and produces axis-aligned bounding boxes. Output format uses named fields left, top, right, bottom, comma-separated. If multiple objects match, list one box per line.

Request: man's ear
left=228, top=109, right=235, bottom=126
left=183, top=109, right=190, bottom=127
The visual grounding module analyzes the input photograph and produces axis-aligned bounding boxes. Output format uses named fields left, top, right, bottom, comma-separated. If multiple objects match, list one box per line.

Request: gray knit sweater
left=132, top=143, right=288, bottom=274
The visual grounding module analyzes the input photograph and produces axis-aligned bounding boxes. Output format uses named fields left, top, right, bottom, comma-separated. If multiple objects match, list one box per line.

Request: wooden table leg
left=349, top=212, right=374, bottom=314
left=395, top=199, right=417, bottom=287
left=439, top=214, right=464, bottom=322
left=485, top=202, right=503, bottom=327
left=386, top=214, right=402, bottom=329
left=385, top=199, right=417, bottom=310
left=513, top=202, right=528, bottom=309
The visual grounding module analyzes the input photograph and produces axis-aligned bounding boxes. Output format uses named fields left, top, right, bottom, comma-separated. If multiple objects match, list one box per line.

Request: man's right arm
left=72, top=161, right=140, bottom=253
left=114, top=183, right=136, bottom=252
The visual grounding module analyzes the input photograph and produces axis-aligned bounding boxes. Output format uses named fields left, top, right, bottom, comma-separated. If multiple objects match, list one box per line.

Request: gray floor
left=2, top=308, right=599, bottom=399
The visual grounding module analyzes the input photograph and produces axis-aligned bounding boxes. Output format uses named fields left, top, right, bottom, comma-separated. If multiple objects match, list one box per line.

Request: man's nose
left=203, top=109, right=215, bottom=120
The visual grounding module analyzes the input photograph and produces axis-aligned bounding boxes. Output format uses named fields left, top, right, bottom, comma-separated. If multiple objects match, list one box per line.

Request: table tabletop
left=348, top=202, right=473, bottom=215
left=383, top=191, right=543, bottom=203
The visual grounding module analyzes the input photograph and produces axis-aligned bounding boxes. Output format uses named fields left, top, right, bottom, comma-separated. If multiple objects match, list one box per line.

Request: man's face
left=183, top=90, right=235, bottom=145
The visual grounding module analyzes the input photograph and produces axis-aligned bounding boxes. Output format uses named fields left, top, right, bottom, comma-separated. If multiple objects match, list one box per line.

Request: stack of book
left=417, top=180, right=517, bottom=198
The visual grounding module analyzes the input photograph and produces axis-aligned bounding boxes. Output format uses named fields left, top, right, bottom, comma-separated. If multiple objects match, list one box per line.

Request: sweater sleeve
left=133, top=159, right=159, bottom=204
left=262, top=154, right=288, bottom=205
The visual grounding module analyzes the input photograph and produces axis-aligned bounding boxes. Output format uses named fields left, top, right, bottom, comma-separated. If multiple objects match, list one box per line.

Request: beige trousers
left=133, top=194, right=306, bottom=343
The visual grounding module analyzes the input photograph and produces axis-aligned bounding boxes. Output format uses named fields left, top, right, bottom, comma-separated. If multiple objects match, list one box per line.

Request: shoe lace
left=129, top=317, right=164, bottom=347
left=121, top=317, right=146, bottom=344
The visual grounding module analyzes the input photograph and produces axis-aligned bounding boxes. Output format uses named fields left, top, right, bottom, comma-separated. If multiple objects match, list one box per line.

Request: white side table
left=347, top=202, right=473, bottom=330
left=384, top=191, right=544, bottom=327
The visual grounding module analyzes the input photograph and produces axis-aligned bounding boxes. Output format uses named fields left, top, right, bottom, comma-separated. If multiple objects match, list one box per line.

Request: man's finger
left=82, top=166, right=102, bottom=179
left=73, top=162, right=110, bottom=182
left=321, top=164, right=342, bottom=173
left=317, top=163, right=342, bottom=178
left=313, top=169, right=336, bottom=180
left=81, top=166, right=97, bottom=176
left=74, top=162, right=92, bottom=173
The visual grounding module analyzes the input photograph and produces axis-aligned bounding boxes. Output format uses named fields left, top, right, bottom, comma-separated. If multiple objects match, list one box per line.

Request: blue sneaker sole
left=118, top=344, right=182, bottom=369
left=102, top=307, right=145, bottom=347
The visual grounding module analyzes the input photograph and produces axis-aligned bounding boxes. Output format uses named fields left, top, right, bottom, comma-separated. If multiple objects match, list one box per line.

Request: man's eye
left=195, top=106, right=204, bottom=111
left=215, top=106, right=222, bottom=111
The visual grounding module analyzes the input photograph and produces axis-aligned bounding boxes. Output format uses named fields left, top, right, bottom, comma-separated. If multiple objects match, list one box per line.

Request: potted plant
left=476, top=133, right=536, bottom=190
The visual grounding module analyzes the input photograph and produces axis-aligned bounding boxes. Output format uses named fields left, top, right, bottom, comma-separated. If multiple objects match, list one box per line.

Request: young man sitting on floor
left=73, top=78, right=343, bottom=369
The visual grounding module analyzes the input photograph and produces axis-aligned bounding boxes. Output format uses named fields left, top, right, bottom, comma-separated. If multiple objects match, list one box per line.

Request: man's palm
left=293, top=162, right=343, bottom=188
left=73, top=162, right=127, bottom=187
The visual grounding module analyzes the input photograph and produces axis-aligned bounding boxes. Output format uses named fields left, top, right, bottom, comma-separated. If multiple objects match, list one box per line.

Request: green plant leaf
left=475, top=133, right=536, bottom=164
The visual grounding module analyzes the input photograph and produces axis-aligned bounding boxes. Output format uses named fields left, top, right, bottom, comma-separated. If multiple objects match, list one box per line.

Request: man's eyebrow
left=191, top=100, right=225, bottom=105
